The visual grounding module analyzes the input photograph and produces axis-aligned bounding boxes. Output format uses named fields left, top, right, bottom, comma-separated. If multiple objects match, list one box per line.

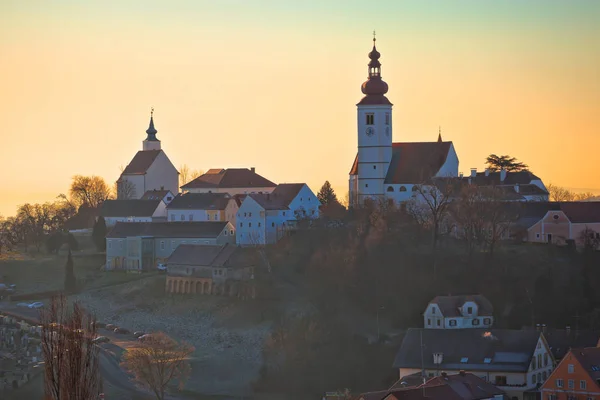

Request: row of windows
left=426, top=317, right=491, bottom=327
left=531, top=371, right=550, bottom=384
left=365, top=113, right=390, bottom=126
left=240, top=222, right=286, bottom=228
left=555, top=378, right=587, bottom=390
left=387, top=186, right=418, bottom=193
left=531, top=353, right=550, bottom=370
left=170, top=213, right=219, bottom=221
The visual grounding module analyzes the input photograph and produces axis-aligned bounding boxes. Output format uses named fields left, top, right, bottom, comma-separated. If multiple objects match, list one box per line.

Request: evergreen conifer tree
left=92, top=216, right=107, bottom=252
left=317, top=181, right=338, bottom=206
left=64, top=249, right=77, bottom=293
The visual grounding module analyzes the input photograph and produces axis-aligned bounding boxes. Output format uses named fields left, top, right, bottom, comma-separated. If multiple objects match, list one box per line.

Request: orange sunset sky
left=1, top=0, right=599, bottom=216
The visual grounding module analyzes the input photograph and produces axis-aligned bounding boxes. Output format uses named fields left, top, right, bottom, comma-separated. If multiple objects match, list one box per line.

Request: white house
left=100, top=199, right=167, bottom=227
left=393, top=328, right=555, bottom=400
left=181, top=168, right=276, bottom=195
left=166, top=193, right=231, bottom=222
left=141, top=189, right=176, bottom=205
left=236, top=183, right=320, bottom=245
left=423, top=295, right=494, bottom=330
left=105, top=221, right=235, bottom=271
left=117, top=111, right=179, bottom=199
left=348, top=38, right=459, bottom=207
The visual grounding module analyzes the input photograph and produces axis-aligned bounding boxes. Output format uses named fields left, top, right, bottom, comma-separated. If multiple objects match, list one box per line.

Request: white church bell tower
left=356, top=35, right=393, bottom=204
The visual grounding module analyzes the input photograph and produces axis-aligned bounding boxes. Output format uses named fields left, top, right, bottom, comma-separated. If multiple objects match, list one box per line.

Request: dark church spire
left=358, top=33, right=392, bottom=106
left=145, top=107, right=158, bottom=141
left=438, top=126, right=443, bottom=142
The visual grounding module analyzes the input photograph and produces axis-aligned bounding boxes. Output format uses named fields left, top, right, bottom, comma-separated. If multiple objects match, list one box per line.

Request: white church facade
left=349, top=38, right=459, bottom=207
left=117, top=111, right=179, bottom=199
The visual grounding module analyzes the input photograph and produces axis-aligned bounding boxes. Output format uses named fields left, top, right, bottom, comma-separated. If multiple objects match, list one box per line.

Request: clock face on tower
left=365, top=127, right=375, bottom=137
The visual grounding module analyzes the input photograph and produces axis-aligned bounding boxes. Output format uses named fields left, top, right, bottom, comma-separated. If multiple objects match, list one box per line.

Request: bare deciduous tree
left=179, top=164, right=203, bottom=187
left=116, top=179, right=137, bottom=199
left=69, top=175, right=112, bottom=208
left=121, top=332, right=194, bottom=400
left=547, top=183, right=597, bottom=202
left=40, top=295, right=100, bottom=400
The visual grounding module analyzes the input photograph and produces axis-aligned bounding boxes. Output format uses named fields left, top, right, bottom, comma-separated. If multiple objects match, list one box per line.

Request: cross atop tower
left=373, top=30, right=376, bottom=42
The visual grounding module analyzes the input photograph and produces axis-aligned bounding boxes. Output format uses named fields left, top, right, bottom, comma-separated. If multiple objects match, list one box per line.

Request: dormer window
left=460, top=357, right=468, bottom=363
left=432, top=307, right=436, bottom=314
left=467, top=306, right=473, bottom=314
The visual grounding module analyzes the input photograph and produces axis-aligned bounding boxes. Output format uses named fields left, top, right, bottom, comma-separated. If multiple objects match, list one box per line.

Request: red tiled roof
left=181, top=168, right=276, bottom=189
left=569, top=347, right=600, bottom=381
left=121, top=150, right=162, bottom=175
left=559, top=202, right=600, bottom=223
left=349, top=142, right=452, bottom=184
left=166, top=193, right=230, bottom=210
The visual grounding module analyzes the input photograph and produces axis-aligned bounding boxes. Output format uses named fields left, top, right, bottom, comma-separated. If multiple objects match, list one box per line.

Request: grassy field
left=0, top=250, right=153, bottom=295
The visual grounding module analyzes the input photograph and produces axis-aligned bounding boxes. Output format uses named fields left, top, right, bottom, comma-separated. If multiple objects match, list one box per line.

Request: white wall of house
left=144, top=151, right=179, bottom=196
left=236, top=197, right=268, bottom=245
left=185, top=186, right=275, bottom=195
left=287, top=184, right=321, bottom=219
left=527, top=336, right=554, bottom=388
left=168, top=209, right=210, bottom=222
left=225, top=198, right=240, bottom=225
left=435, top=143, right=460, bottom=178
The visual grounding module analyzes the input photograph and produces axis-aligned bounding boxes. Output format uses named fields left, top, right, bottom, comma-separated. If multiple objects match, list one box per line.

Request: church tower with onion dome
left=352, top=35, right=393, bottom=204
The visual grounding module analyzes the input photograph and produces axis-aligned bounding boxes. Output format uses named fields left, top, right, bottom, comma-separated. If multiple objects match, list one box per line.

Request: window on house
left=467, top=307, right=473, bottom=314
left=180, top=214, right=185, bottom=221
left=271, top=222, right=275, bottom=227
left=365, top=183, right=369, bottom=188
left=580, top=380, right=587, bottom=389
left=249, top=222, right=252, bottom=227
left=167, top=196, right=172, bottom=201
left=472, top=318, right=480, bottom=326
left=300, top=197, right=303, bottom=201
left=387, top=186, right=394, bottom=192
left=432, top=307, right=436, bottom=314
left=483, top=318, right=491, bottom=324
left=568, top=364, right=574, bottom=373
left=427, top=319, right=431, bottom=326
left=366, top=113, right=374, bottom=125
left=436, top=319, right=440, bottom=326
left=411, top=186, right=418, bottom=192
left=449, top=320, right=457, bottom=327
left=556, top=378, right=564, bottom=388
left=373, top=165, right=376, bottom=170
left=283, top=212, right=286, bottom=216
left=249, top=212, right=252, bottom=217
left=224, top=230, right=228, bottom=236
left=494, top=376, right=507, bottom=386
left=244, top=212, right=247, bottom=217
left=240, top=222, right=243, bottom=227
left=385, top=113, right=390, bottom=125
left=108, top=241, right=112, bottom=249
left=170, top=214, right=175, bottom=221
left=230, top=230, right=234, bottom=235
left=568, top=379, right=574, bottom=389
left=189, top=214, right=193, bottom=221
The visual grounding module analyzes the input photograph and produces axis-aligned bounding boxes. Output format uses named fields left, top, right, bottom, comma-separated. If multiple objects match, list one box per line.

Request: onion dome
left=145, top=108, right=158, bottom=141
left=357, top=37, right=392, bottom=105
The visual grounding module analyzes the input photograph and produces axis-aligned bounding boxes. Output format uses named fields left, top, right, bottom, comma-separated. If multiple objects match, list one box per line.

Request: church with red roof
left=349, top=37, right=459, bottom=207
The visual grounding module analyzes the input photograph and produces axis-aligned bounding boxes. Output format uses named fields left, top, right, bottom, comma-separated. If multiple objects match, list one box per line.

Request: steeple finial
left=146, top=107, right=158, bottom=137
left=373, top=30, right=376, bottom=43
left=437, top=126, right=442, bottom=143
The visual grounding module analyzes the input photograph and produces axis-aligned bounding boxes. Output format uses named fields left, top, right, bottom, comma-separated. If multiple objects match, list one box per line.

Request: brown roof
left=569, top=347, right=600, bottom=382
left=357, top=94, right=393, bottom=106
left=166, top=193, right=230, bottom=210
left=106, top=221, right=228, bottom=238
left=166, top=243, right=262, bottom=268
left=429, top=295, right=493, bottom=317
left=100, top=199, right=162, bottom=217
left=141, top=190, right=173, bottom=200
left=560, top=202, right=600, bottom=223
left=349, top=142, right=452, bottom=184
left=466, top=170, right=542, bottom=186
left=181, top=168, right=276, bottom=190
left=244, top=183, right=306, bottom=211
left=121, top=150, right=162, bottom=175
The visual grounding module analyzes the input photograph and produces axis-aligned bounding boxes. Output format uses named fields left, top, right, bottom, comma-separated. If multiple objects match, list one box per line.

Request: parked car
left=17, top=302, right=30, bottom=307
left=114, top=327, right=130, bottom=334
left=138, top=334, right=157, bottom=342
left=92, top=336, right=110, bottom=344
left=133, top=331, right=146, bottom=338
left=157, top=263, right=167, bottom=272
left=105, top=324, right=116, bottom=330
left=28, top=302, right=44, bottom=309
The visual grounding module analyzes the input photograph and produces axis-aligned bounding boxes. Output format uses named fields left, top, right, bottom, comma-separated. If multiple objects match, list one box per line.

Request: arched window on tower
left=399, top=186, right=407, bottom=192
left=411, top=186, right=419, bottom=192
left=387, top=186, right=394, bottom=192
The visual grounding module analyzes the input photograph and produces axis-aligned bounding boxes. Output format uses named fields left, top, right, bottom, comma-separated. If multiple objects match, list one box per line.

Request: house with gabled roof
left=105, top=221, right=235, bottom=271
left=117, top=111, right=179, bottom=199
left=236, top=183, right=320, bottom=245
left=166, top=192, right=232, bottom=222
left=423, top=295, right=494, bottom=330
left=181, top=167, right=276, bottom=195
left=100, top=199, right=167, bottom=227
left=540, top=347, right=600, bottom=400
left=393, top=328, right=555, bottom=400
left=165, top=243, right=259, bottom=298
left=141, top=189, right=175, bottom=205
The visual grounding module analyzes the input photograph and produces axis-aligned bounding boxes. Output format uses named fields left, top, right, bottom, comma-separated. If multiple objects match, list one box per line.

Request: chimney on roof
left=515, top=184, right=520, bottom=193
left=470, top=168, right=477, bottom=178
left=459, top=370, right=466, bottom=376
left=251, top=167, right=256, bottom=173
left=485, top=169, right=490, bottom=177
left=500, top=169, right=507, bottom=182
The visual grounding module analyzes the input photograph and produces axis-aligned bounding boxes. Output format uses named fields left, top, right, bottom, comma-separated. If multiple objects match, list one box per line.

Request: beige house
left=525, top=202, right=600, bottom=247
left=423, top=295, right=494, bottom=330
left=165, top=243, right=259, bottom=298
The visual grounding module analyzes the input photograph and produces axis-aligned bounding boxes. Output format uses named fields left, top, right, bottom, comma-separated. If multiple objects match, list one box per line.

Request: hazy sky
left=1, top=0, right=599, bottom=216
